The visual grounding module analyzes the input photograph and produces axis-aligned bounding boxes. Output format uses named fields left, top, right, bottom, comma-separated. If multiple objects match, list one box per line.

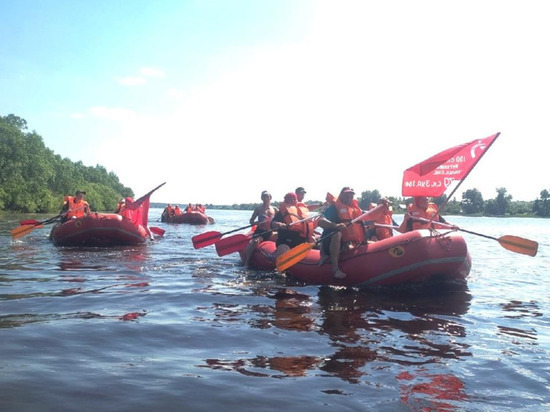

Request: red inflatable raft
left=165, top=211, right=213, bottom=225
left=50, top=213, right=149, bottom=247
left=238, top=229, right=471, bottom=287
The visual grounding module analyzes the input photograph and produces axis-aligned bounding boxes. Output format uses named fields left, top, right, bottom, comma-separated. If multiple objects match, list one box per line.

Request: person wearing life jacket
left=185, top=203, right=193, bottom=213
left=399, top=196, right=450, bottom=232
left=114, top=199, right=125, bottom=214
left=118, top=197, right=135, bottom=220
left=271, top=192, right=316, bottom=258
left=161, top=204, right=173, bottom=222
left=366, top=198, right=395, bottom=241
left=295, top=187, right=325, bottom=212
left=295, top=186, right=323, bottom=242
left=60, top=190, right=91, bottom=222
left=244, top=190, right=278, bottom=267
left=174, top=205, right=182, bottom=216
left=317, top=187, right=389, bottom=279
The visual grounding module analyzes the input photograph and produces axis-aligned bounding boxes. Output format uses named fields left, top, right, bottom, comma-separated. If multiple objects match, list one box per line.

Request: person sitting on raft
left=317, top=187, right=389, bottom=279
left=399, top=196, right=452, bottom=233
left=60, top=190, right=91, bottom=223
left=270, top=192, right=316, bottom=258
left=244, top=191, right=278, bottom=267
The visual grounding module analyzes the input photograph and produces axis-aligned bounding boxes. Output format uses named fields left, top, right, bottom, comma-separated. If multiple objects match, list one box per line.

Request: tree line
left=2, top=113, right=549, bottom=217
left=163, top=185, right=550, bottom=217
left=0, top=114, right=133, bottom=213
left=357, top=188, right=549, bottom=217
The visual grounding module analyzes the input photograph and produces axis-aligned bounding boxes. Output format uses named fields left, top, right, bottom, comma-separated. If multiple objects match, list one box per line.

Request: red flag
left=402, top=133, right=499, bottom=197
left=125, top=182, right=165, bottom=228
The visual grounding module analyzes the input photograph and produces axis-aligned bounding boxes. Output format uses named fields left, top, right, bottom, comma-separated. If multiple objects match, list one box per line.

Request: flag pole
left=439, top=132, right=500, bottom=212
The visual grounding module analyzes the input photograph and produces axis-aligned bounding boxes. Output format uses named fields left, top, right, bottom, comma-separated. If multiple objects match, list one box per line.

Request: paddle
left=276, top=204, right=386, bottom=272
left=410, top=217, right=538, bottom=257
left=215, top=214, right=320, bottom=257
left=11, top=214, right=63, bottom=239
left=192, top=222, right=260, bottom=249
left=149, top=226, right=165, bottom=236
left=20, top=219, right=43, bottom=225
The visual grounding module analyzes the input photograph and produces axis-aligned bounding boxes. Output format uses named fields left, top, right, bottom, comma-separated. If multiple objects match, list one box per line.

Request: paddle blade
left=276, top=242, right=316, bottom=272
left=192, top=231, right=222, bottom=249
left=498, top=235, right=538, bottom=257
left=215, top=234, right=251, bottom=256
left=20, top=219, right=41, bottom=225
left=10, top=224, right=38, bottom=239
left=149, top=226, right=165, bottom=236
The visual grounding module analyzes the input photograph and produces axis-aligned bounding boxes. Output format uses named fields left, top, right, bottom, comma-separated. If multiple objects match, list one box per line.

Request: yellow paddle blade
left=10, top=224, right=38, bottom=239
left=498, top=235, right=538, bottom=257
left=276, top=242, right=315, bottom=272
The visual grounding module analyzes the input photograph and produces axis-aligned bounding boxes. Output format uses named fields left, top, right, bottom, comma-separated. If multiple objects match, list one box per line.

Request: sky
left=1, top=0, right=548, bottom=205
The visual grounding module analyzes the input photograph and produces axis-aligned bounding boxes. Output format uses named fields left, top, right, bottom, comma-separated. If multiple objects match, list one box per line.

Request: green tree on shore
left=0, top=114, right=133, bottom=213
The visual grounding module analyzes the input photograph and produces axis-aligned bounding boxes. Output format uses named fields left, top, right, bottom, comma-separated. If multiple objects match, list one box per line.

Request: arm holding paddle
left=275, top=189, right=390, bottom=275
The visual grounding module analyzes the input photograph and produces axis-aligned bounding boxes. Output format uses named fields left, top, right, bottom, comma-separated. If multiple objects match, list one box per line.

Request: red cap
left=284, top=192, right=298, bottom=202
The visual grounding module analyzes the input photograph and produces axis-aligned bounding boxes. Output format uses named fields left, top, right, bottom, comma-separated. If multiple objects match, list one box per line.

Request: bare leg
left=274, top=244, right=290, bottom=259
left=330, top=232, right=347, bottom=278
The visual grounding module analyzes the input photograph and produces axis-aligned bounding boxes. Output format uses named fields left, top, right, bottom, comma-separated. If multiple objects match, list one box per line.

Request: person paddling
left=244, top=191, right=278, bottom=267
left=399, top=196, right=452, bottom=233
left=317, top=187, right=389, bottom=279
left=60, top=190, right=91, bottom=223
left=271, top=192, right=316, bottom=259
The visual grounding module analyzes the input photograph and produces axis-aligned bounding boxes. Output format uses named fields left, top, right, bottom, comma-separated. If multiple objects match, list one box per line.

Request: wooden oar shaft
left=10, top=214, right=62, bottom=239
left=410, top=216, right=538, bottom=257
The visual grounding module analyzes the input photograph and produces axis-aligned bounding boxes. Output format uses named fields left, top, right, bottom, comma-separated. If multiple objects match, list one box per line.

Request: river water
left=1, top=209, right=549, bottom=411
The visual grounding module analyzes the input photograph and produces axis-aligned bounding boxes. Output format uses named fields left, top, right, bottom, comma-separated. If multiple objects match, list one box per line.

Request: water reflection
left=0, top=310, right=146, bottom=329
left=199, top=282, right=473, bottom=385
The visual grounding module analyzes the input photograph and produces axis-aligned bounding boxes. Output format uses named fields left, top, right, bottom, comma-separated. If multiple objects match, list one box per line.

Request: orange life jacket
left=119, top=204, right=135, bottom=220
left=64, top=196, right=89, bottom=219
left=368, top=203, right=393, bottom=240
left=334, top=198, right=364, bottom=244
left=297, top=202, right=318, bottom=230
left=279, top=201, right=314, bottom=240
left=407, top=202, right=440, bottom=230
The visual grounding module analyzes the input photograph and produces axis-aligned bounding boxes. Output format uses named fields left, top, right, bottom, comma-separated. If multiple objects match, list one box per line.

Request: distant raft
left=163, top=210, right=214, bottom=225
left=238, top=229, right=471, bottom=288
left=50, top=213, right=149, bottom=247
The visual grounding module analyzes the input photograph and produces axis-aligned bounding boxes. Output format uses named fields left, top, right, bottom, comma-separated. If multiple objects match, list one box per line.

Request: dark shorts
left=253, top=227, right=273, bottom=242
left=276, top=230, right=307, bottom=249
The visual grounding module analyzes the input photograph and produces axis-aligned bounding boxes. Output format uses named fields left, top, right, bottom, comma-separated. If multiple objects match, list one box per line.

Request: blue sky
left=2, top=0, right=548, bottom=205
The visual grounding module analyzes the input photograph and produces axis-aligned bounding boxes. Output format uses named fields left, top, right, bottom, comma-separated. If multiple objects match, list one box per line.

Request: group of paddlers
left=160, top=203, right=206, bottom=222
left=58, top=190, right=155, bottom=239
left=244, top=186, right=451, bottom=279
left=57, top=187, right=450, bottom=279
